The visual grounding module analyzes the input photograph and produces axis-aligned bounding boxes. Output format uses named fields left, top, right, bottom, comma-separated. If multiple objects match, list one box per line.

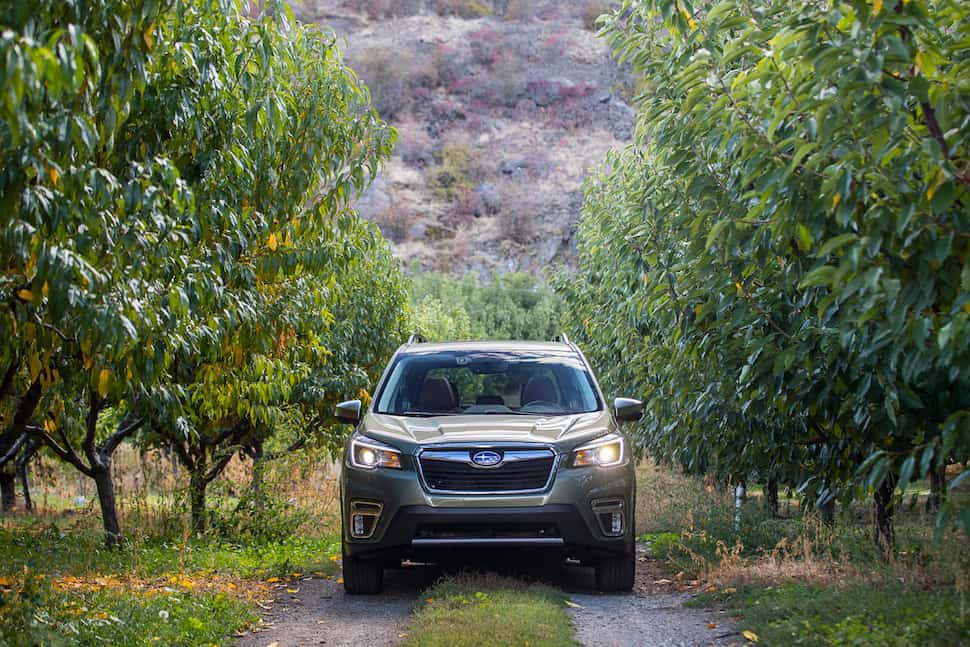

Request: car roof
left=399, top=340, right=576, bottom=355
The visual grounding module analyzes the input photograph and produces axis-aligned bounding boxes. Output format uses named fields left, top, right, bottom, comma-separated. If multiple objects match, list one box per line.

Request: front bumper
left=340, top=453, right=635, bottom=562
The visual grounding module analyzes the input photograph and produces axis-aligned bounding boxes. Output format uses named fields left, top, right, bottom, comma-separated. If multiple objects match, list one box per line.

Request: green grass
left=1, top=573, right=255, bottom=647
left=0, top=517, right=341, bottom=646
left=402, top=574, right=579, bottom=647
left=0, top=519, right=340, bottom=580
left=690, top=585, right=970, bottom=647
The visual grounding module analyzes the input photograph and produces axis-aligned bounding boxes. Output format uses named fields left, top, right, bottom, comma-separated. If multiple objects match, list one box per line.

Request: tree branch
left=0, top=433, right=26, bottom=468
left=100, top=416, right=144, bottom=459
left=31, top=425, right=95, bottom=477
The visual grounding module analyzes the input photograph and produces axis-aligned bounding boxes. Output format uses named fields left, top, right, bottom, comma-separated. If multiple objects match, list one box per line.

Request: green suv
left=335, top=335, right=642, bottom=594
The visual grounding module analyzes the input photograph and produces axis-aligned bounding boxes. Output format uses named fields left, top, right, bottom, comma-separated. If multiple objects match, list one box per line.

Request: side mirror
left=614, top=397, right=643, bottom=422
left=335, top=399, right=362, bottom=425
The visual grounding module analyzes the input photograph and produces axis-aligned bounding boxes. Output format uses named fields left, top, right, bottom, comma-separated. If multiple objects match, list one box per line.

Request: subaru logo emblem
left=471, top=450, right=502, bottom=467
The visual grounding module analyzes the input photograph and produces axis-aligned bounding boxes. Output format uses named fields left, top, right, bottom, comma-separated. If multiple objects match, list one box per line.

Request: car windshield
left=374, top=350, right=602, bottom=416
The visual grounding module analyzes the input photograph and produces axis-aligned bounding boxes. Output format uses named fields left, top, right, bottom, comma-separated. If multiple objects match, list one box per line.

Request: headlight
left=349, top=435, right=402, bottom=470
left=571, top=434, right=625, bottom=468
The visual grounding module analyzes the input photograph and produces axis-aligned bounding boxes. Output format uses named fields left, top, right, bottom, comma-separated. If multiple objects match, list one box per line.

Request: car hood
left=359, top=410, right=614, bottom=452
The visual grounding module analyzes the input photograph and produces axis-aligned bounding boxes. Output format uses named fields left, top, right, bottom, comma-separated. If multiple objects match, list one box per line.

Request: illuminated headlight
left=571, top=434, right=625, bottom=468
left=349, top=435, right=402, bottom=470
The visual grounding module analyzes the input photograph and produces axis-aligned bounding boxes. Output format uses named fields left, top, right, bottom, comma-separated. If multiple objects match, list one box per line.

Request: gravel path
left=235, top=566, right=441, bottom=647
left=234, top=552, right=736, bottom=647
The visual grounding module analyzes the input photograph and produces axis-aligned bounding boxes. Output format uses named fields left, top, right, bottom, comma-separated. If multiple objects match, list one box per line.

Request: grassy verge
left=690, top=585, right=970, bottom=646
left=402, top=573, right=579, bottom=647
left=0, top=515, right=341, bottom=646
left=634, top=462, right=970, bottom=645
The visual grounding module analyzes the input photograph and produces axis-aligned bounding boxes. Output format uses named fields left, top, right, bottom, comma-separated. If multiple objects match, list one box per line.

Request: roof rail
left=407, top=333, right=426, bottom=345
left=554, top=333, right=570, bottom=345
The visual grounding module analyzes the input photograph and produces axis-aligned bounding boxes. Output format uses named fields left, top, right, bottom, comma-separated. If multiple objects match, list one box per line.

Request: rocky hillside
left=294, top=0, right=633, bottom=276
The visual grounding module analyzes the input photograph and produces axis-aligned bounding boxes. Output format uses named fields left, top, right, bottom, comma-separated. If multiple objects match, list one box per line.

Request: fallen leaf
left=654, top=579, right=672, bottom=585
left=707, top=622, right=718, bottom=629
left=706, top=585, right=717, bottom=592
left=337, top=578, right=343, bottom=584
left=265, top=577, right=281, bottom=583
left=723, top=587, right=737, bottom=594
left=266, top=642, right=279, bottom=647
left=743, top=629, right=759, bottom=642
left=564, top=600, right=584, bottom=609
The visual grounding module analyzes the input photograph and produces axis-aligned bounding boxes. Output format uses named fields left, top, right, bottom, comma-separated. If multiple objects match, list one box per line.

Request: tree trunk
left=926, top=464, right=946, bottom=513
left=249, top=441, right=265, bottom=498
left=0, top=467, right=15, bottom=513
left=765, top=478, right=779, bottom=517
left=873, top=476, right=896, bottom=558
left=93, top=465, right=122, bottom=547
left=190, top=467, right=208, bottom=533
left=818, top=492, right=835, bottom=525
left=17, top=457, right=32, bottom=513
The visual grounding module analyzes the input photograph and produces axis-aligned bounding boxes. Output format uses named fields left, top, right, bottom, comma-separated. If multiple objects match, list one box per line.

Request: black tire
left=342, top=544, right=383, bottom=594
left=595, top=548, right=635, bottom=592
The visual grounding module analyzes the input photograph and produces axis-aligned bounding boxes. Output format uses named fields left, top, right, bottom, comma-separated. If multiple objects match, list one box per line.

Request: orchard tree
left=566, top=0, right=970, bottom=549
left=0, top=0, right=399, bottom=543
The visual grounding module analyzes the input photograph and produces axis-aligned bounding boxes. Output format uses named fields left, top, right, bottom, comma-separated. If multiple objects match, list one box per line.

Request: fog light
left=349, top=500, right=383, bottom=539
left=591, top=498, right=625, bottom=537
left=610, top=511, right=622, bottom=535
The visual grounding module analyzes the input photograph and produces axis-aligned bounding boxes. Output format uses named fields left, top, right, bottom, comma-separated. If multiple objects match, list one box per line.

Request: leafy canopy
left=563, top=0, right=970, bottom=531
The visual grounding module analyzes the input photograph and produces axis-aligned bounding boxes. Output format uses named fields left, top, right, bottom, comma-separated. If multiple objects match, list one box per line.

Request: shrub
left=503, top=0, right=536, bottom=21
left=371, top=204, right=412, bottom=243
left=581, top=2, right=613, bottom=31
left=209, top=491, right=311, bottom=543
left=435, top=0, right=493, bottom=18
left=352, top=48, right=409, bottom=120
left=429, top=143, right=483, bottom=202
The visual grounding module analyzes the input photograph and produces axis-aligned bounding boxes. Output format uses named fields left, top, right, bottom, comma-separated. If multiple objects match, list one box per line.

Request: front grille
left=419, top=447, right=556, bottom=493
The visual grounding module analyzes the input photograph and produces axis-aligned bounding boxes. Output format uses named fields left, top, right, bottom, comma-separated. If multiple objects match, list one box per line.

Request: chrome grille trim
left=417, top=444, right=558, bottom=494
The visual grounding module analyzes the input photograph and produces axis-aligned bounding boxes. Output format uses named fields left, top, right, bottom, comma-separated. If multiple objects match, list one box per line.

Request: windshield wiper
left=399, top=411, right=459, bottom=417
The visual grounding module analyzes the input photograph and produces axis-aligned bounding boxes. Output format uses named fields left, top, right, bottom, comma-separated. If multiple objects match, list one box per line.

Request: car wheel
left=594, top=547, right=635, bottom=592
left=342, top=543, right=383, bottom=594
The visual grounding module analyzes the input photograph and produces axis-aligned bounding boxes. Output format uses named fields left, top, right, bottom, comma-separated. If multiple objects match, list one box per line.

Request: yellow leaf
left=44, top=418, right=56, bottom=433
left=41, top=281, right=48, bottom=297
left=265, top=577, right=281, bottom=583
left=17, top=289, right=33, bottom=302
left=337, top=578, right=344, bottom=584
left=963, top=302, right=970, bottom=314
left=25, top=251, right=37, bottom=278
left=29, top=354, right=42, bottom=381
left=831, top=194, right=841, bottom=210
left=743, top=629, right=759, bottom=642
left=143, top=24, right=155, bottom=50
left=49, top=167, right=59, bottom=186
left=98, top=368, right=110, bottom=397
left=873, top=0, right=883, bottom=15
left=267, top=232, right=278, bottom=252
left=927, top=172, right=944, bottom=201
left=329, top=555, right=339, bottom=562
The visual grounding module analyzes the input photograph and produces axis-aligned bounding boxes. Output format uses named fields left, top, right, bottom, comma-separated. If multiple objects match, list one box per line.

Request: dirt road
left=235, top=550, right=737, bottom=647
